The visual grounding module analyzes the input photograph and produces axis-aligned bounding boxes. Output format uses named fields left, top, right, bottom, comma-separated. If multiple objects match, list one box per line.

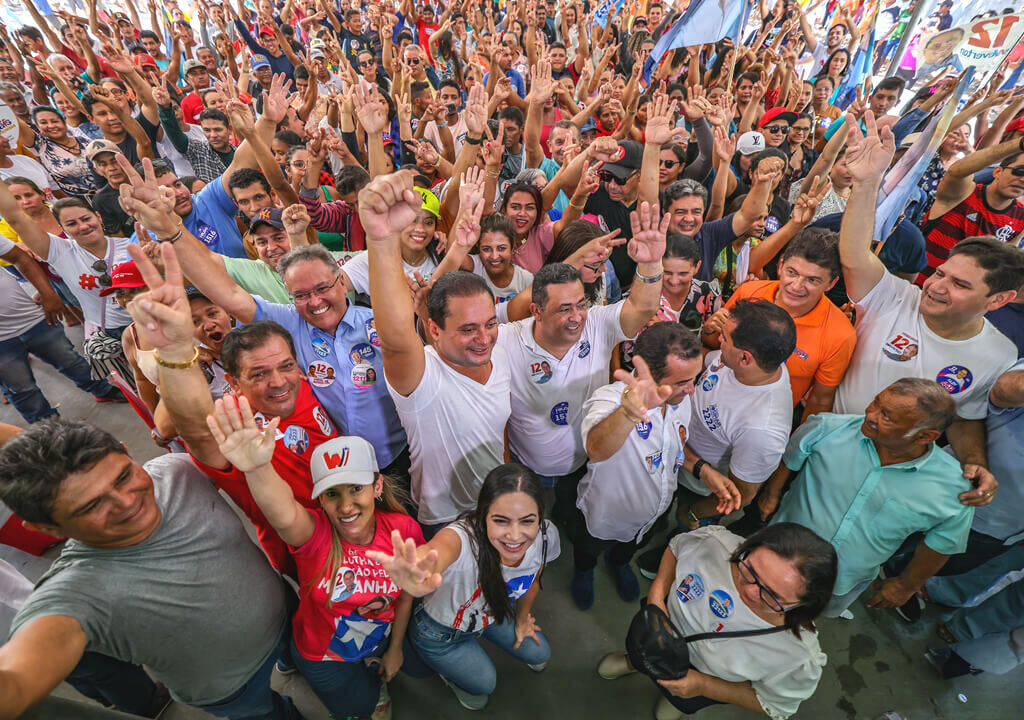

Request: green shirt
left=223, top=250, right=362, bottom=305
left=773, top=413, right=973, bottom=595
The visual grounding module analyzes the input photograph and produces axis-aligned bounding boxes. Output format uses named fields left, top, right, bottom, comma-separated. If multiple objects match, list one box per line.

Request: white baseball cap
left=310, top=436, right=379, bottom=498
left=737, top=131, right=766, bottom=156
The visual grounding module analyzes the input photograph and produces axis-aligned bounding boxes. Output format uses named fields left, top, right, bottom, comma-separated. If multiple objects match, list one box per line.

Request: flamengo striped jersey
left=919, top=184, right=1024, bottom=284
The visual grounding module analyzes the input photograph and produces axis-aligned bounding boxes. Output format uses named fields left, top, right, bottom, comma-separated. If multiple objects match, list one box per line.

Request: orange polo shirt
left=725, top=280, right=856, bottom=406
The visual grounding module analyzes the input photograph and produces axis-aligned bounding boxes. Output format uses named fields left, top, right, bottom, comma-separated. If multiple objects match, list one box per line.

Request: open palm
left=206, top=395, right=278, bottom=472
left=366, top=530, right=442, bottom=597
left=845, top=110, right=895, bottom=184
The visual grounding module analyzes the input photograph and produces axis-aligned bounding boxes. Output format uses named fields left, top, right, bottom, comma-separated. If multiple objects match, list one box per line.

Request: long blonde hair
left=306, top=473, right=410, bottom=607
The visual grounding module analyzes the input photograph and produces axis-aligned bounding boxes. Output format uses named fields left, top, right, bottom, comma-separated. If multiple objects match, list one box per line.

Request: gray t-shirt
left=10, top=454, right=287, bottom=706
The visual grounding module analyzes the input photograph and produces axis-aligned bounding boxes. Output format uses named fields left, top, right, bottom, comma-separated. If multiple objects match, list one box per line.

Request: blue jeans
left=0, top=319, right=113, bottom=422
left=195, top=628, right=301, bottom=720
left=409, top=603, right=550, bottom=696
left=290, top=636, right=381, bottom=719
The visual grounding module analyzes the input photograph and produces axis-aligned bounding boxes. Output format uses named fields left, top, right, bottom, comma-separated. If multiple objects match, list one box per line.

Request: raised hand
left=124, top=242, right=195, bottom=353
left=570, top=162, right=601, bottom=205
left=116, top=156, right=181, bottom=237
left=152, top=78, right=172, bottom=107
left=99, top=43, right=135, bottom=74
left=206, top=395, right=279, bottom=473
left=226, top=98, right=257, bottom=137
left=452, top=191, right=485, bottom=250
left=529, top=58, right=555, bottom=105
left=352, top=81, right=389, bottom=134
left=261, top=73, right=294, bottom=125
left=365, top=529, right=443, bottom=597
left=281, top=203, right=311, bottom=236
left=750, top=155, right=785, bottom=186
left=713, top=126, right=736, bottom=165
left=613, top=355, right=672, bottom=424
left=844, top=110, right=896, bottom=185
left=458, top=165, right=486, bottom=211
left=565, top=228, right=625, bottom=271
left=680, top=85, right=706, bottom=122
left=358, top=171, right=423, bottom=242
left=628, top=201, right=670, bottom=264
left=464, top=83, right=488, bottom=135
left=791, top=176, right=832, bottom=227
left=644, top=93, right=676, bottom=146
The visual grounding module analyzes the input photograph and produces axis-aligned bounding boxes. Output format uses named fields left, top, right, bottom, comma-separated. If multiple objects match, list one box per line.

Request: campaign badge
left=936, top=365, right=973, bottom=394
left=881, top=332, right=919, bottom=362
left=709, top=589, right=734, bottom=619
left=283, top=425, right=310, bottom=455
left=635, top=421, right=652, bottom=439
left=530, top=361, right=553, bottom=384
left=351, top=363, right=377, bottom=389
left=307, top=360, right=337, bottom=388
left=312, top=336, right=332, bottom=358
left=578, top=340, right=591, bottom=358
left=550, top=401, right=569, bottom=425
left=675, top=573, right=705, bottom=603
left=349, top=342, right=376, bottom=365
left=365, top=318, right=380, bottom=347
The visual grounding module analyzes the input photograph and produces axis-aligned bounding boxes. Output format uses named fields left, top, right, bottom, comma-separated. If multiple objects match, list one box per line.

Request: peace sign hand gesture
left=614, top=355, right=672, bottom=424
left=366, top=530, right=443, bottom=597
left=124, top=241, right=195, bottom=355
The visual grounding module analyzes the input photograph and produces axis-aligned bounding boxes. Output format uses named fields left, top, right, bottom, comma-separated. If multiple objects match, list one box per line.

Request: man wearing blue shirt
left=484, top=45, right=526, bottom=98
left=764, top=378, right=974, bottom=618
left=172, top=222, right=408, bottom=475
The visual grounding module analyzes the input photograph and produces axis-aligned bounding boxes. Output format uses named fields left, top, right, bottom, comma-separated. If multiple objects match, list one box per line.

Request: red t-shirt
left=415, top=18, right=439, bottom=64
left=191, top=380, right=337, bottom=573
left=291, top=510, right=424, bottom=662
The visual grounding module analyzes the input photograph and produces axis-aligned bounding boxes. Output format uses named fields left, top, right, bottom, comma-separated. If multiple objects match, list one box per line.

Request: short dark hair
left=145, top=158, right=177, bottom=179
left=81, top=91, right=113, bottom=116
left=550, top=42, right=567, bottom=51
left=221, top=321, right=296, bottom=378
left=664, top=233, right=701, bottom=265
left=274, top=130, right=303, bottom=147
left=139, top=30, right=160, bottom=43
left=498, top=106, right=525, bottom=127
left=0, top=420, right=126, bottom=524
left=731, top=523, right=837, bottom=635
left=345, top=8, right=361, bottom=20
left=664, top=178, right=708, bottom=208
left=728, top=298, right=797, bottom=372
left=438, top=79, right=460, bottom=95
left=410, top=81, right=432, bottom=100
left=227, top=168, right=271, bottom=196
left=427, top=271, right=493, bottom=328
left=886, top=378, right=956, bottom=433
left=737, top=71, right=759, bottom=86
left=480, top=212, right=516, bottom=245
left=30, top=105, right=63, bottom=126
left=532, top=263, right=583, bottom=308
left=293, top=65, right=310, bottom=81
left=947, top=236, right=1024, bottom=295
left=198, top=108, right=229, bottom=126
left=998, top=152, right=1023, bottom=168
left=17, top=26, right=43, bottom=42
left=781, top=227, right=841, bottom=280
left=634, top=322, right=702, bottom=383
left=335, top=165, right=371, bottom=195
left=875, top=76, right=906, bottom=95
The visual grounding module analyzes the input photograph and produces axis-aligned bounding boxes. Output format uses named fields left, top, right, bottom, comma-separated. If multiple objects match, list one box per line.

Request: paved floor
left=1, top=326, right=1021, bottom=719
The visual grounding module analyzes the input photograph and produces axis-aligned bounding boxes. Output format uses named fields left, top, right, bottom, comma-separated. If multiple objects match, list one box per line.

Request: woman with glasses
left=781, top=113, right=818, bottom=199
left=599, top=523, right=837, bottom=719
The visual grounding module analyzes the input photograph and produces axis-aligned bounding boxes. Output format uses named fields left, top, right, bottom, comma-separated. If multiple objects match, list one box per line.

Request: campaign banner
left=915, top=13, right=1024, bottom=77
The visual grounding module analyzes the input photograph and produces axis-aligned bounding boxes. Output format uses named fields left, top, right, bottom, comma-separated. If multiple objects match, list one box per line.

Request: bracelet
left=691, top=458, right=707, bottom=480
left=156, top=220, right=184, bottom=244
left=568, top=198, right=587, bottom=210
left=485, top=170, right=500, bottom=178
left=154, top=346, right=199, bottom=370
left=436, top=120, right=449, bottom=129
left=634, top=269, right=664, bottom=284
left=465, top=135, right=483, bottom=145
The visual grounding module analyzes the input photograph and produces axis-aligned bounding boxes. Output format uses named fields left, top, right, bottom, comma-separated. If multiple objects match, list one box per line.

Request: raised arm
left=639, top=93, right=675, bottom=208
left=0, top=615, right=88, bottom=720
left=0, top=178, right=52, bottom=259
left=618, top=203, right=668, bottom=337
left=360, top=171, right=428, bottom=396
left=840, top=111, right=894, bottom=303
left=731, top=154, right=781, bottom=238
left=525, top=59, right=554, bottom=169
left=931, top=136, right=1024, bottom=219
left=89, top=84, right=155, bottom=160
left=23, top=0, right=62, bottom=52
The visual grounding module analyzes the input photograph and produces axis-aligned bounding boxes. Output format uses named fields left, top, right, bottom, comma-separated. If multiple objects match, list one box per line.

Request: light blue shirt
left=539, top=157, right=569, bottom=213
left=253, top=299, right=407, bottom=467
left=185, top=180, right=248, bottom=259
left=773, top=413, right=973, bottom=595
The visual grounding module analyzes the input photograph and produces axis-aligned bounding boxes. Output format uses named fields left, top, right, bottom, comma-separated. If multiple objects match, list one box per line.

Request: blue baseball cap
left=251, top=54, right=271, bottom=70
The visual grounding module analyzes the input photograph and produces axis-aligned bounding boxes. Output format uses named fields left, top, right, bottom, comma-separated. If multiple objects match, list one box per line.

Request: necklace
left=511, top=235, right=528, bottom=256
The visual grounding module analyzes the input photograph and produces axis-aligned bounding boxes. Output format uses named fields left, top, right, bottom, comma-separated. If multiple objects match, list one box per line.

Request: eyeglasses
left=359, top=59, right=376, bottom=67
left=1009, top=166, right=1024, bottom=177
left=290, top=275, right=341, bottom=304
left=790, top=126, right=811, bottom=134
left=735, top=551, right=803, bottom=614
left=290, top=159, right=308, bottom=168
left=763, top=125, right=790, bottom=134
left=583, top=261, right=604, bottom=273
left=92, top=259, right=111, bottom=288
left=660, top=159, right=680, bottom=169
left=599, top=170, right=636, bottom=185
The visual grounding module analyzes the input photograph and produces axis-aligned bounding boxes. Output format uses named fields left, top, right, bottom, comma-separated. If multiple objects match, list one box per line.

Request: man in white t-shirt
left=420, top=80, right=468, bottom=162
left=362, top=172, right=510, bottom=532
left=572, top=323, right=740, bottom=610
left=497, top=203, right=667, bottom=524
left=836, top=111, right=1019, bottom=509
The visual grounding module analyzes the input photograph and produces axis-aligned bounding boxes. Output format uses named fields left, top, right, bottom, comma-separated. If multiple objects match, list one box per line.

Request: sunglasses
left=359, top=59, right=376, bottom=67
left=599, top=170, right=636, bottom=185
left=763, top=125, right=790, bottom=134
left=1009, top=166, right=1024, bottom=177
left=92, top=259, right=111, bottom=287
left=660, top=159, right=680, bottom=169
left=407, top=57, right=421, bottom=65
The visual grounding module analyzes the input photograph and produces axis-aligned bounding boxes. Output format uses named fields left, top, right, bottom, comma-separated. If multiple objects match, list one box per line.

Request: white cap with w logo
left=310, top=436, right=379, bottom=498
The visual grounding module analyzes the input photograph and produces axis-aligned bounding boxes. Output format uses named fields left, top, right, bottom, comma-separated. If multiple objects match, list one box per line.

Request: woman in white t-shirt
left=598, top=523, right=837, bottom=719
left=368, top=465, right=561, bottom=711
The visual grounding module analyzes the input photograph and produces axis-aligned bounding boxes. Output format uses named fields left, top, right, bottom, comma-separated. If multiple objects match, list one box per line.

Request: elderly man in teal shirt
left=766, top=377, right=974, bottom=618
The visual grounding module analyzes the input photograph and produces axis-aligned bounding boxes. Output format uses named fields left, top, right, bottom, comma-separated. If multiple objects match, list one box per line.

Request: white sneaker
left=654, top=694, right=683, bottom=720
left=441, top=676, right=488, bottom=710
left=527, top=661, right=547, bottom=672
left=597, top=652, right=635, bottom=680
left=371, top=681, right=392, bottom=720
left=839, top=609, right=855, bottom=620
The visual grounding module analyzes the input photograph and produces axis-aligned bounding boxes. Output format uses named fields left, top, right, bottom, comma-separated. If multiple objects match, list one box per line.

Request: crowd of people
left=0, top=0, right=1022, bottom=719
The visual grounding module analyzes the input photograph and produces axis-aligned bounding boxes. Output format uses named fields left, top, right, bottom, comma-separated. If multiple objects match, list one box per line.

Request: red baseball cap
left=1007, top=115, right=1024, bottom=135
left=759, top=107, right=798, bottom=128
left=259, top=25, right=276, bottom=37
left=133, top=53, right=158, bottom=69
left=99, top=261, right=147, bottom=297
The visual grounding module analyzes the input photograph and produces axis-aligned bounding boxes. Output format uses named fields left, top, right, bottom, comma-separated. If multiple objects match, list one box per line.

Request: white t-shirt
left=666, top=526, right=826, bottom=720
left=498, top=302, right=628, bottom=476
left=157, top=124, right=206, bottom=178
left=577, top=381, right=693, bottom=543
left=341, top=251, right=438, bottom=295
left=0, top=237, right=46, bottom=341
left=834, top=271, right=1016, bottom=420
left=422, top=113, right=469, bottom=161
left=681, top=350, right=792, bottom=491
left=470, top=255, right=533, bottom=303
left=45, top=234, right=133, bottom=330
left=0, top=155, right=56, bottom=203
left=386, top=345, right=512, bottom=524
left=422, top=519, right=561, bottom=631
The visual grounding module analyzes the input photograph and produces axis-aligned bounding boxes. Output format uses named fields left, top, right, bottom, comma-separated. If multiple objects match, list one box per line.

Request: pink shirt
left=511, top=221, right=555, bottom=274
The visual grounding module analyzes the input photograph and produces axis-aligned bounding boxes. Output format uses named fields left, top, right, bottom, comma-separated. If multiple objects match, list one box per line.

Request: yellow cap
left=414, top=186, right=440, bottom=218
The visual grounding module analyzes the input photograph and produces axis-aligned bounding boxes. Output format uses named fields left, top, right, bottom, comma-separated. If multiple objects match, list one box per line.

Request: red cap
left=133, top=53, right=158, bottom=69
left=759, top=107, right=798, bottom=128
left=98, top=261, right=147, bottom=297
left=259, top=25, right=276, bottom=37
left=1007, top=115, right=1024, bottom=135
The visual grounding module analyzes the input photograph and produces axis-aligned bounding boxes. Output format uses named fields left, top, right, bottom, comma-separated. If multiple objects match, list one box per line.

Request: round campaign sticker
left=351, top=362, right=378, bottom=389
left=550, top=401, right=569, bottom=425
left=311, top=336, right=332, bottom=358
left=709, top=589, right=734, bottom=618
left=307, top=361, right=337, bottom=388
left=936, top=365, right=973, bottom=394
left=701, top=374, right=719, bottom=391
left=365, top=318, right=380, bottom=347
left=348, top=342, right=376, bottom=365
left=283, top=425, right=309, bottom=455
left=675, top=573, right=705, bottom=603
left=530, top=361, right=553, bottom=384
left=578, top=340, right=591, bottom=359
left=765, top=216, right=780, bottom=234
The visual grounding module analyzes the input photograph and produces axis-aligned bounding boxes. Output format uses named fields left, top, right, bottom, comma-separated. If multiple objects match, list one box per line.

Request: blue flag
left=642, top=0, right=751, bottom=83
left=593, top=0, right=624, bottom=29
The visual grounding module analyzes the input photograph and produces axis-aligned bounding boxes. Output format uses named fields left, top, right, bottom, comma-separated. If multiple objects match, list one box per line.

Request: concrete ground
left=2, top=325, right=1021, bottom=720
